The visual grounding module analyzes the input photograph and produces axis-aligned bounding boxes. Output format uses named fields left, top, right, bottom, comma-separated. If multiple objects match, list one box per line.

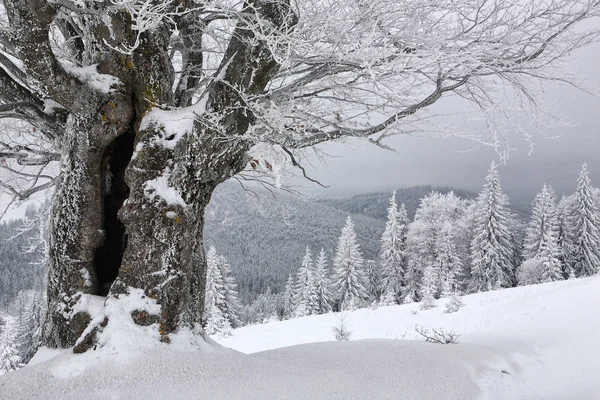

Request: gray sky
left=303, top=39, right=600, bottom=206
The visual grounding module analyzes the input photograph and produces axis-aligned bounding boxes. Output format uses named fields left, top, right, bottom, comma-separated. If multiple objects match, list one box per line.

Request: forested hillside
left=205, top=183, right=516, bottom=303
left=0, top=210, right=44, bottom=311
left=204, top=183, right=385, bottom=303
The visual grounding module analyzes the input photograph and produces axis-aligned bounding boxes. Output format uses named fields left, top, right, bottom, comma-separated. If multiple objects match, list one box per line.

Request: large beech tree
left=0, top=0, right=598, bottom=351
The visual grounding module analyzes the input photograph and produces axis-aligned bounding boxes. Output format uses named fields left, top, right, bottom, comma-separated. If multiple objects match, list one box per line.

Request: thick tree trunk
left=37, top=0, right=295, bottom=351
left=43, top=121, right=107, bottom=347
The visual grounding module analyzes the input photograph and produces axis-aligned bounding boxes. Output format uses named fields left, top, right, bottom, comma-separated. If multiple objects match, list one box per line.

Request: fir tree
left=420, top=265, right=436, bottom=310
left=364, top=259, right=381, bottom=302
left=0, top=343, right=23, bottom=375
left=313, top=249, right=333, bottom=314
left=294, top=246, right=317, bottom=317
left=332, top=217, right=367, bottom=310
left=436, top=227, right=462, bottom=297
left=556, top=196, right=576, bottom=279
left=379, top=193, right=408, bottom=304
left=282, top=274, right=295, bottom=320
left=469, top=163, right=515, bottom=292
left=218, top=253, right=242, bottom=328
left=15, top=293, right=45, bottom=364
left=522, top=185, right=562, bottom=283
left=203, top=298, right=232, bottom=336
left=401, top=259, right=420, bottom=304
left=203, top=246, right=241, bottom=334
left=571, top=164, right=600, bottom=277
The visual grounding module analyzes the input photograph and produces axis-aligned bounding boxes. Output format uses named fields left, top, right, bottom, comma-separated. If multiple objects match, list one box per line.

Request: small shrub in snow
left=415, top=326, right=460, bottom=344
left=332, top=312, right=352, bottom=341
left=444, top=293, right=464, bottom=314
left=517, top=258, right=546, bottom=286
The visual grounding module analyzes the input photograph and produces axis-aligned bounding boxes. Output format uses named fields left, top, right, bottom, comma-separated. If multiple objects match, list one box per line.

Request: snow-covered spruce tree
left=364, top=260, right=382, bottom=303
left=557, top=196, right=577, bottom=279
left=15, top=293, right=46, bottom=364
left=520, top=185, right=562, bottom=283
left=217, top=253, right=242, bottom=328
left=332, top=217, right=367, bottom=310
left=420, top=266, right=437, bottom=310
left=0, top=343, right=24, bottom=375
left=0, top=316, right=24, bottom=375
left=469, top=164, right=516, bottom=293
left=379, top=192, right=408, bottom=304
left=282, top=274, right=295, bottom=320
left=0, top=0, right=598, bottom=350
left=571, top=164, right=600, bottom=277
left=293, top=246, right=317, bottom=317
left=573, top=164, right=600, bottom=277
left=401, top=259, right=420, bottom=304
left=203, top=246, right=228, bottom=335
left=313, top=249, right=333, bottom=314
left=436, top=227, right=462, bottom=297
left=203, top=298, right=232, bottom=337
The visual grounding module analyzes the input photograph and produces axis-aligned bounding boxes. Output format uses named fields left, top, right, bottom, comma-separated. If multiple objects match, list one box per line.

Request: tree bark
left=18, top=0, right=298, bottom=350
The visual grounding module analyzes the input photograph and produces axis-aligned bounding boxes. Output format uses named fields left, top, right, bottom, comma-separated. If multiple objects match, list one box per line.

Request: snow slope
left=218, top=275, right=600, bottom=398
left=1, top=276, right=599, bottom=399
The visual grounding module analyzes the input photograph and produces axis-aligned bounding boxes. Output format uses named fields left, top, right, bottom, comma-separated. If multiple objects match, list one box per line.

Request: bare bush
left=415, top=326, right=460, bottom=344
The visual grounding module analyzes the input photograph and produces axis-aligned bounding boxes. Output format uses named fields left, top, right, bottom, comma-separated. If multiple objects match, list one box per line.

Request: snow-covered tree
left=203, top=247, right=228, bottom=334
left=379, top=192, right=409, bottom=304
left=218, top=254, right=243, bottom=328
left=2, top=0, right=598, bottom=350
left=203, top=246, right=240, bottom=334
left=332, top=217, right=367, bottom=310
left=0, top=343, right=24, bottom=375
left=556, top=196, right=577, bottom=279
left=406, top=192, right=468, bottom=298
left=313, top=249, right=333, bottom=314
left=203, top=298, right=232, bottom=337
left=401, top=259, right=420, bottom=304
left=521, top=185, right=562, bottom=283
left=469, top=164, right=516, bottom=292
left=571, top=164, right=600, bottom=277
left=0, top=315, right=24, bottom=375
left=364, top=260, right=382, bottom=302
left=294, top=247, right=318, bottom=317
left=436, top=228, right=462, bottom=297
left=420, top=266, right=437, bottom=310
left=282, top=274, right=295, bottom=320
left=15, top=293, right=45, bottom=364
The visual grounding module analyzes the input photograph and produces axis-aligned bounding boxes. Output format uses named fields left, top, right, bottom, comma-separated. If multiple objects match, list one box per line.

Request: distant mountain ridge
left=315, top=185, right=477, bottom=221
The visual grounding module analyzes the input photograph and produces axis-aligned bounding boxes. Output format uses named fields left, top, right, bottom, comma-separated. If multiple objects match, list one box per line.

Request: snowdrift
left=1, top=276, right=599, bottom=399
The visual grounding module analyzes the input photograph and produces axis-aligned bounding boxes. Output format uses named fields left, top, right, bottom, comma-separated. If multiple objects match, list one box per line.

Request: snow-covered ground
left=1, top=276, right=599, bottom=399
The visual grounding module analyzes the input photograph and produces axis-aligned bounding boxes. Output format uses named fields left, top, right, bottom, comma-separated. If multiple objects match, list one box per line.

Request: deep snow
left=1, top=276, right=599, bottom=399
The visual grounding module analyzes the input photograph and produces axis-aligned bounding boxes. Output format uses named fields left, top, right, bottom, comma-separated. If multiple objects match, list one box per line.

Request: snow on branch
left=103, top=0, right=194, bottom=54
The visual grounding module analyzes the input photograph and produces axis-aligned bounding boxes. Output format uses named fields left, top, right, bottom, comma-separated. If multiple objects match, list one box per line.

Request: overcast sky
left=303, top=37, right=600, bottom=206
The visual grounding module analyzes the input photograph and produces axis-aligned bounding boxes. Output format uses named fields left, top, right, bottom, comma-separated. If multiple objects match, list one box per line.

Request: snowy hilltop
left=2, top=275, right=599, bottom=399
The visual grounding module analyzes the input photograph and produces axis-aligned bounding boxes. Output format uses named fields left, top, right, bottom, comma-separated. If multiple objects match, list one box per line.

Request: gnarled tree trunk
left=24, top=0, right=298, bottom=350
